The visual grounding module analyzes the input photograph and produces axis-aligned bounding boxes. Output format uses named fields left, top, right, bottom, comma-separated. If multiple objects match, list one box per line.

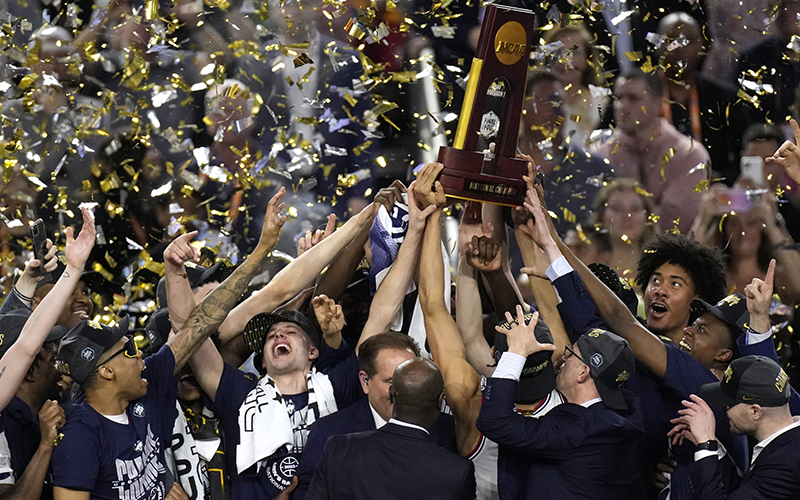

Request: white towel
left=235, top=369, right=337, bottom=474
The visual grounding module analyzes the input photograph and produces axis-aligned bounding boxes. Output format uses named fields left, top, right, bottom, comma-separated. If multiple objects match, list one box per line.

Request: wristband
left=696, top=440, right=718, bottom=451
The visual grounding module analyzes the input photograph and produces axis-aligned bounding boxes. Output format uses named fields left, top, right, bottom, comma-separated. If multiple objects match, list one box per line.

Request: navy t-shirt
left=51, top=345, right=178, bottom=500
left=212, top=350, right=361, bottom=500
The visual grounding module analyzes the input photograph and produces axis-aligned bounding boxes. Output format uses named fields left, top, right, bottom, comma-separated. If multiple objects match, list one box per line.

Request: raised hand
left=467, top=233, right=502, bottom=273
left=744, top=259, right=775, bottom=333
left=407, top=181, right=438, bottom=233
left=164, top=231, right=200, bottom=269
left=413, top=162, right=446, bottom=210
left=298, top=214, right=336, bottom=257
left=667, top=394, right=716, bottom=446
left=766, top=119, right=800, bottom=185
left=521, top=187, right=555, bottom=250
left=494, top=306, right=554, bottom=358
left=258, top=187, right=288, bottom=253
left=64, top=207, right=96, bottom=271
left=24, top=239, right=57, bottom=281
left=312, top=294, right=345, bottom=337
left=373, top=179, right=407, bottom=213
left=38, top=399, right=65, bottom=448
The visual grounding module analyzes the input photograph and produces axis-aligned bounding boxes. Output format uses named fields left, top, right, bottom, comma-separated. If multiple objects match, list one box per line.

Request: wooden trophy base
left=437, top=147, right=528, bottom=206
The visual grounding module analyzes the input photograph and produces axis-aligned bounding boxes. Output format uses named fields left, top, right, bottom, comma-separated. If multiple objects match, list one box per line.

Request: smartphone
left=715, top=188, right=752, bottom=214
left=29, top=219, right=50, bottom=279
left=740, top=156, right=764, bottom=184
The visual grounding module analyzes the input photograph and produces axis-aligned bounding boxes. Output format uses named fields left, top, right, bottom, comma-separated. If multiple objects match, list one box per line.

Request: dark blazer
left=295, top=397, right=457, bottom=499
left=305, top=423, right=476, bottom=500
left=477, top=376, right=645, bottom=500
left=686, top=425, right=800, bottom=499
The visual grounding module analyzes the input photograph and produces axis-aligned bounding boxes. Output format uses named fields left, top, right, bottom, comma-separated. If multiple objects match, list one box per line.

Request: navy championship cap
left=575, top=329, right=635, bottom=411
left=0, top=310, right=67, bottom=357
left=243, top=310, right=322, bottom=353
left=700, top=355, right=790, bottom=408
left=494, top=313, right=557, bottom=404
left=691, top=294, right=749, bottom=337
left=56, top=317, right=131, bottom=385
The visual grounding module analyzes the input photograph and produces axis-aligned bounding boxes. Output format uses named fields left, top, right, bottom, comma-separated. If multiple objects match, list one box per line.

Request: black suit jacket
left=295, top=397, right=456, bottom=499
left=305, top=423, right=476, bottom=500
left=686, top=424, right=800, bottom=499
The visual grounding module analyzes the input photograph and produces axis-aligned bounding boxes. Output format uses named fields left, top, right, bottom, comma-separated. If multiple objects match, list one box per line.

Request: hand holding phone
left=29, top=219, right=51, bottom=280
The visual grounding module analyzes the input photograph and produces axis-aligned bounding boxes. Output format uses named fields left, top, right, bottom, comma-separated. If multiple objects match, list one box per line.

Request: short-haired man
left=669, top=355, right=800, bottom=498
left=595, top=70, right=710, bottom=232
left=307, top=358, right=476, bottom=500
left=50, top=192, right=288, bottom=500
left=477, top=309, right=645, bottom=499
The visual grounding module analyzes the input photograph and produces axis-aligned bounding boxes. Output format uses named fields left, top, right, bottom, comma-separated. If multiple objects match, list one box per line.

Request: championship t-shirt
left=212, top=349, right=361, bottom=500
left=51, top=346, right=178, bottom=500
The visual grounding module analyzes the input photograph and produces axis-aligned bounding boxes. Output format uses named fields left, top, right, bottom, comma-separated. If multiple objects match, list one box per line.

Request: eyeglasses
left=97, top=336, right=139, bottom=368
left=564, top=344, right=588, bottom=366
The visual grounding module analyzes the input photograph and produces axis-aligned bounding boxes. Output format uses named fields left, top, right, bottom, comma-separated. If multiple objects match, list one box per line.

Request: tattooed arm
left=168, top=189, right=287, bottom=374
left=0, top=208, right=95, bottom=412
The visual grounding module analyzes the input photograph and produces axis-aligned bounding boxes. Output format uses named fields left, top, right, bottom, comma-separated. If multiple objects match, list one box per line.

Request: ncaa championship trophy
left=436, top=4, right=535, bottom=206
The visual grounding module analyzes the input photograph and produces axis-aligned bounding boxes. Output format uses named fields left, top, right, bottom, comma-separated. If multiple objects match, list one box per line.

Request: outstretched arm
left=0, top=208, right=95, bottom=411
left=358, top=178, right=435, bottom=353
left=455, top=202, right=502, bottom=376
left=217, top=201, right=377, bottom=343
left=168, top=190, right=287, bottom=374
left=524, top=184, right=669, bottom=379
left=164, top=230, right=202, bottom=332
left=417, top=175, right=483, bottom=457
left=766, top=119, right=800, bottom=185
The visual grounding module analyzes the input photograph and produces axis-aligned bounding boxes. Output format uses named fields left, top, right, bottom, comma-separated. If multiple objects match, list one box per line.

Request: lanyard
left=662, top=85, right=702, bottom=143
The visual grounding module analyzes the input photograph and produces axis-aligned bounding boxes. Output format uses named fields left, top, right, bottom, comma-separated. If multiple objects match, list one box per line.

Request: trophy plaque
left=437, top=4, right=535, bottom=206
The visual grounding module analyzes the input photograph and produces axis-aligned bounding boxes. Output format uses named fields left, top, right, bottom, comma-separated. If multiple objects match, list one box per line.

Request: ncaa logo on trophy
left=436, top=4, right=535, bottom=206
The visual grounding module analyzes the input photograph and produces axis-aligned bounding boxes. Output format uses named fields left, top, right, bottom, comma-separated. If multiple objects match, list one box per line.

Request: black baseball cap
left=0, top=310, right=67, bottom=357
left=494, top=313, right=556, bottom=404
left=243, top=310, right=322, bottom=353
left=56, top=316, right=131, bottom=385
left=156, top=261, right=224, bottom=309
left=588, top=262, right=640, bottom=318
left=692, top=294, right=749, bottom=337
left=700, top=355, right=790, bottom=408
left=575, top=329, right=635, bottom=411
left=144, top=308, right=171, bottom=352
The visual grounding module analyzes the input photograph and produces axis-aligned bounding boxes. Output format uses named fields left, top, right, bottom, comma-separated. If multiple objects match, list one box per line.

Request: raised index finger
left=764, top=258, right=776, bottom=290
left=792, top=119, right=800, bottom=146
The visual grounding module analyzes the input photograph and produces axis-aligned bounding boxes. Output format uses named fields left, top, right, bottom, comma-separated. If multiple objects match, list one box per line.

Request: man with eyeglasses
left=476, top=306, right=646, bottom=499
left=49, top=191, right=289, bottom=500
left=669, top=355, right=800, bottom=499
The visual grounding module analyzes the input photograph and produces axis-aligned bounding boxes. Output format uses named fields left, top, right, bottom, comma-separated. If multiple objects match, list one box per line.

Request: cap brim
left=699, top=381, right=740, bottom=408
left=693, top=299, right=740, bottom=333
left=243, top=313, right=286, bottom=353
left=191, top=262, right=223, bottom=288
left=595, top=380, right=627, bottom=411
left=516, top=356, right=556, bottom=404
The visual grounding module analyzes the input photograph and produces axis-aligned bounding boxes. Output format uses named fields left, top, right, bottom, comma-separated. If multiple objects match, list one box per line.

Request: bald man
left=307, top=358, right=476, bottom=500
